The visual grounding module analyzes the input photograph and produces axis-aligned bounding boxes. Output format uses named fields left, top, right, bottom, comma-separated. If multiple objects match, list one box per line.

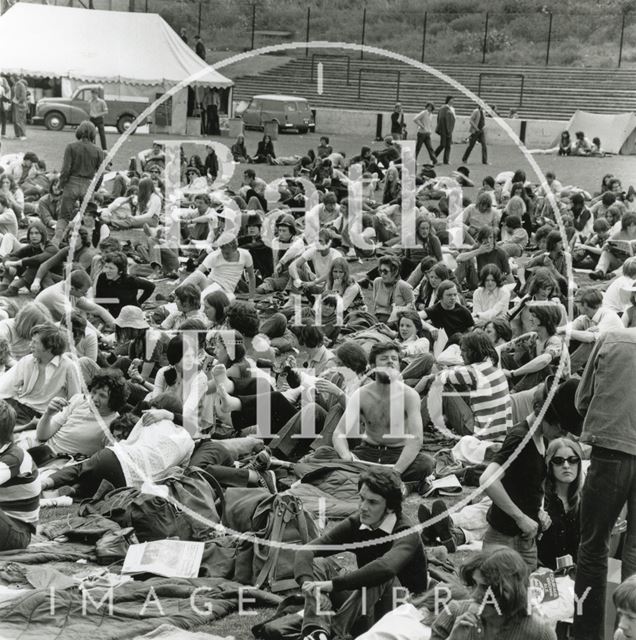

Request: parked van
left=239, top=94, right=315, bottom=133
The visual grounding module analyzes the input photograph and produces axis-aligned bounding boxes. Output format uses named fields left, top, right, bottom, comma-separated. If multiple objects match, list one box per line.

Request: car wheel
left=117, top=114, right=135, bottom=134
left=44, top=111, right=66, bottom=131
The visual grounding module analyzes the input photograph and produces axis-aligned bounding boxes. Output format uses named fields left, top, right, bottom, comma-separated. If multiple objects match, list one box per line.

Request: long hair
left=460, top=329, right=500, bottom=366
left=544, top=437, right=584, bottom=511
left=460, top=546, right=529, bottom=620
left=137, top=177, right=155, bottom=214
left=14, top=303, right=53, bottom=340
left=327, top=257, right=354, bottom=291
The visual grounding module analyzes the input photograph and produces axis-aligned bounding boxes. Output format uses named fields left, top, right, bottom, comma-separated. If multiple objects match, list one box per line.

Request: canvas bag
left=252, top=493, right=320, bottom=593
left=130, top=466, right=224, bottom=542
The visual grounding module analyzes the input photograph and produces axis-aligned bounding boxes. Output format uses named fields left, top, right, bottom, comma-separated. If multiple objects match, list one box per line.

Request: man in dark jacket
left=574, top=330, right=636, bottom=640
left=434, top=95, right=456, bottom=165
left=294, top=468, right=428, bottom=640
left=55, top=120, right=104, bottom=246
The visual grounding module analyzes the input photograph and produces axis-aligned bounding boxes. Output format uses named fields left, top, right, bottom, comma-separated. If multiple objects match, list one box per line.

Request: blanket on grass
left=0, top=577, right=281, bottom=640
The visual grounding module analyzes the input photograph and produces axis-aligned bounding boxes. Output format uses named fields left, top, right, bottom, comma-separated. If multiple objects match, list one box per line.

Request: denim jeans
left=483, top=525, right=538, bottom=571
left=302, top=557, right=399, bottom=638
left=574, top=446, right=636, bottom=640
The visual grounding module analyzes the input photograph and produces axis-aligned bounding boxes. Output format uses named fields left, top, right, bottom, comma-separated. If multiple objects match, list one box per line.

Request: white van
left=239, top=94, right=315, bottom=133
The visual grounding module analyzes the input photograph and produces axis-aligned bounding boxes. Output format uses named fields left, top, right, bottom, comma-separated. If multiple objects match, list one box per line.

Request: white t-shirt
left=35, top=281, right=78, bottom=322
left=46, top=394, right=116, bottom=457
left=603, top=275, right=635, bottom=313
left=300, top=246, right=343, bottom=279
left=201, top=248, right=253, bottom=294
left=111, top=419, right=194, bottom=487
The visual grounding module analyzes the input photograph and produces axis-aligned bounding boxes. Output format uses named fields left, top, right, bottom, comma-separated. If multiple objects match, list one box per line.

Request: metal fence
left=2, top=0, right=635, bottom=68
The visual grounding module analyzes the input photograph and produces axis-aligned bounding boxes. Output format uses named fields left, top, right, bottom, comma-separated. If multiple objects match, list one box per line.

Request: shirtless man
left=332, top=342, right=433, bottom=491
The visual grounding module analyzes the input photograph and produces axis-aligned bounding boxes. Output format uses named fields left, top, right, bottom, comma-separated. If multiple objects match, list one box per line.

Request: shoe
left=589, top=270, right=605, bottom=281
left=431, top=499, right=456, bottom=553
left=20, top=136, right=27, bottom=141
left=256, top=469, right=277, bottom=494
left=417, top=503, right=435, bottom=544
left=244, top=449, right=271, bottom=473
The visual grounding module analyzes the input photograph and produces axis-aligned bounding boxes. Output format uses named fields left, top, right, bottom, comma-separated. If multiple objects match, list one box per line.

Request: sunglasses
left=551, top=456, right=580, bottom=466
left=379, top=268, right=391, bottom=275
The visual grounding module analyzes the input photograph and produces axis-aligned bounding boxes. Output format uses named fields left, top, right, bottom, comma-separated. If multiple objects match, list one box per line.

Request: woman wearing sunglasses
left=538, top=438, right=584, bottom=570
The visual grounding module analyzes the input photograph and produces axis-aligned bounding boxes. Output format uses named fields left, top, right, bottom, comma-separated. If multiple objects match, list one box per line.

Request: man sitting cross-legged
left=332, top=342, right=434, bottom=493
left=294, top=468, right=428, bottom=640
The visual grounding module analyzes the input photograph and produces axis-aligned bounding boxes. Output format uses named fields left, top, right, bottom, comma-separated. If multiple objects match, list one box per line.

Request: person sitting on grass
left=613, top=574, right=636, bottom=640
left=27, top=368, right=130, bottom=466
left=40, top=393, right=193, bottom=499
left=294, top=468, right=429, bottom=640
left=0, top=323, right=81, bottom=429
left=428, top=546, right=557, bottom=640
left=0, top=400, right=40, bottom=552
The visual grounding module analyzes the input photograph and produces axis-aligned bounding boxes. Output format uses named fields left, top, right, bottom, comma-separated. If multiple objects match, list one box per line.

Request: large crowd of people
left=0, top=109, right=635, bottom=640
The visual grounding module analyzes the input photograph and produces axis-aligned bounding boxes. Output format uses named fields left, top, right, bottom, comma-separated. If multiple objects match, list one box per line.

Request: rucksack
left=252, top=493, right=320, bottom=593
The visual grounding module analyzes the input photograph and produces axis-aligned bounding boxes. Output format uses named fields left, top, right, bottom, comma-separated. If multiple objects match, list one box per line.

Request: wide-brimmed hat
left=115, top=305, right=149, bottom=330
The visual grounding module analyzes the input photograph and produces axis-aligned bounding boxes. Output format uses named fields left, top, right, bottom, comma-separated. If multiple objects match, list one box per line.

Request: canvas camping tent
left=0, top=3, right=234, bottom=134
left=561, top=110, right=636, bottom=155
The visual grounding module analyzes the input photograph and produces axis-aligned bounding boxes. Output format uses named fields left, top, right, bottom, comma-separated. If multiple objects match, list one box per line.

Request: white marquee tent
left=562, top=110, right=636, bottom=155
left=0, top=3, right=234, bottom=133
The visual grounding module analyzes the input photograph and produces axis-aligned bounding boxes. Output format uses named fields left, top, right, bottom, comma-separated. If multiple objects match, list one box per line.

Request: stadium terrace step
left=233, top=56, right=636, bottom=121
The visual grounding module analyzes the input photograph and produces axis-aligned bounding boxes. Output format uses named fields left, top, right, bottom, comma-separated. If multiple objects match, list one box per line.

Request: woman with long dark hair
left=402, top=215, right=443, bottom=278
left=503, top=303, right=570, bottom=391
left=539, top=437, right=584, bottom=569
left=429, top=546, right=556, bottom=639
left=251, top=134, right=276, bottom=164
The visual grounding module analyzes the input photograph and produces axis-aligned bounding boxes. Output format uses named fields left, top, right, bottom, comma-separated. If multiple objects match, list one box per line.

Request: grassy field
left=7, top=123, right=632, bottom=637
left=2, top=125, right=635, bottom=197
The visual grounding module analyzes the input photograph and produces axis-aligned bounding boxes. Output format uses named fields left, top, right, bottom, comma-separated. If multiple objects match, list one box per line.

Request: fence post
left=144, top=0, right=148, bottom=11
left=482, top=12, right=489, bottom=64
left=305, top=7, right=310, bottom=57
left=250, top=3, right=256, bottom=50
left=545, top=12, right=553, bottom=66
left=421, top=12, right=427, bottom=62
left=360, top=7, right=367, bottom=60
left=619, top=11, right=627, bottom=68
left=396, top=70, right=401, bottom=102
left=197, top=0, right=202, bottom=35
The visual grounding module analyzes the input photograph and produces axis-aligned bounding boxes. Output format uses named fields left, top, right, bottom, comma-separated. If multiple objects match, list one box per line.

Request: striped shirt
left=439, top=359, right=513, bottom=440
left=0, top=443, right=41, bottom=526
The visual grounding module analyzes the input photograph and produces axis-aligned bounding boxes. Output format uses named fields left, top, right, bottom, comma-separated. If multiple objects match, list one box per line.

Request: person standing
left=462, top=104, right=488, bottom=164
left=390, top=103, right=405, bottom=140
left=434, top=95, right=456, bottom=165
left=573, top=330, right=636, bottom=640
left=88, top=88, right=108, bottom=151
left=179, top=27, right=188, bottom=44
left=55, top=121, right=104, bottom=246
left=413, top=102, right=437, bottom=165
left=0, top=76, right=11, bottom=138
left=194, top=35, right=206, bottom=61
left=11, top=75, right=28, bottom=141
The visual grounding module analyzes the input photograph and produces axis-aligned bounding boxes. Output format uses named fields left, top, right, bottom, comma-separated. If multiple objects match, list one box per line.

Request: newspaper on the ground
left=122, top=540, right=204, bottom=578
